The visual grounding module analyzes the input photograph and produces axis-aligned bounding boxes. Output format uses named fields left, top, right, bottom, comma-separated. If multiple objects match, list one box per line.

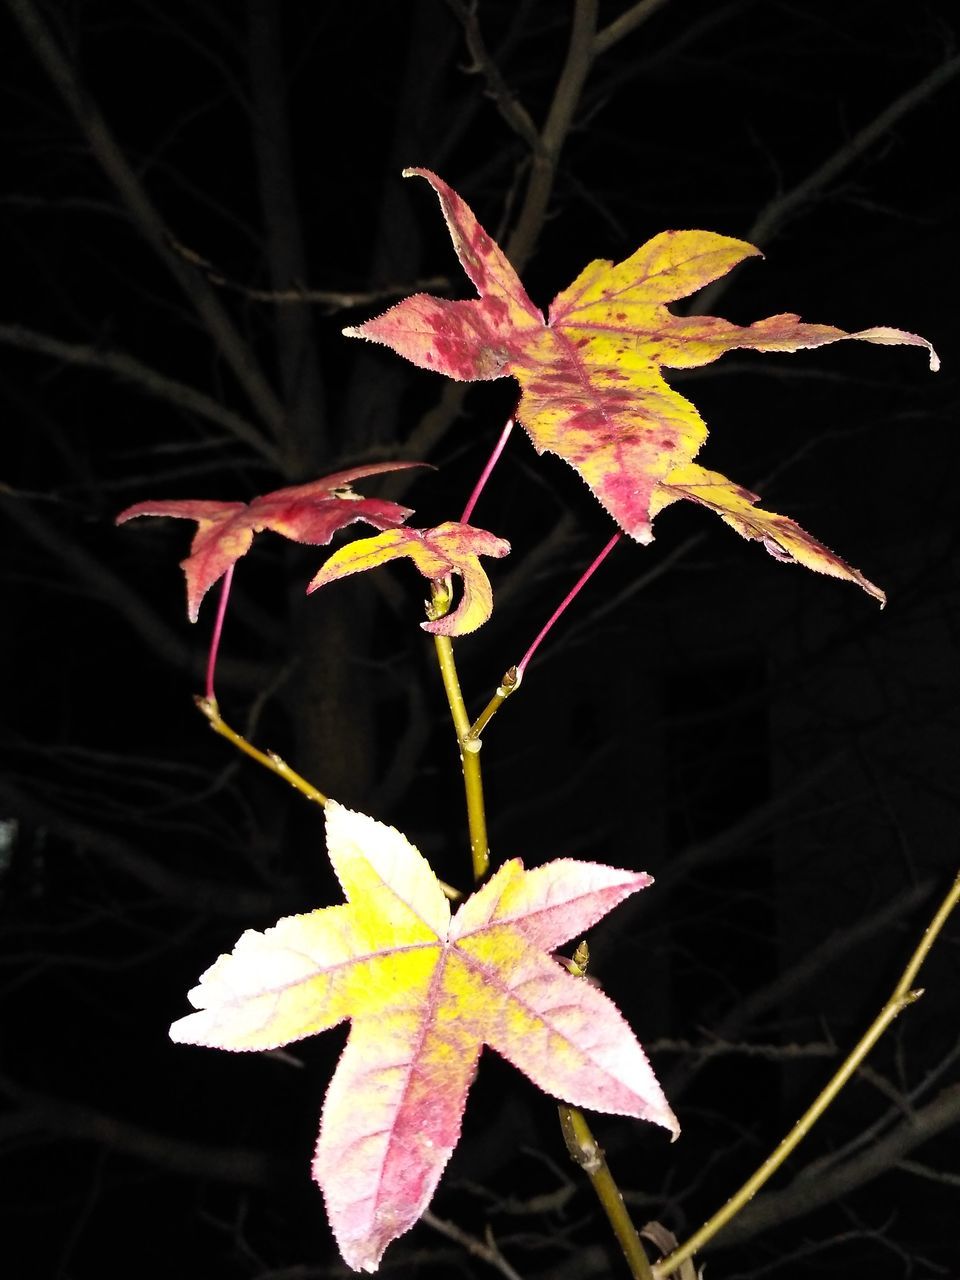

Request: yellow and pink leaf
left=307, top=521, right=510, bottom=636
left=171, top=802, right=675, bottom=1271
left=346, top=170, right=937, bottom=599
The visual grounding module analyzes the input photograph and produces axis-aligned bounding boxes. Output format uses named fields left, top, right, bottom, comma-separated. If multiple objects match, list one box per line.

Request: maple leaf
left=170, top=801, right=676, bottom=1272
left=307, top=521, right=510, bottom=636
left=116, top=462, right=419, bottom=621
left=345, top=169, right=938, bottom=600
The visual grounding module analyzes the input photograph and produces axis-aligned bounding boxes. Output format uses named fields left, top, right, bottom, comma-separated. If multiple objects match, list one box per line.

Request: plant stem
left=560, top=1106, right=655, bottom=1280
left=466, top=667, right=519, bottom=742
left=197, top=693, right=464, bottom=900
left=461, top=417, right=515, bottom=524
left=205, top=565, right=234, bottom=702
left=429, top=582, right=491, bottom=883
left=196, top=695, right=327, bottom=806
left=467, top=534, right=622, bottom=750
left=559, top=942, right=654, bottom=1280
left=652, top=869, right=960, bottom=1278
left=517, top=532, right=621, bottom=679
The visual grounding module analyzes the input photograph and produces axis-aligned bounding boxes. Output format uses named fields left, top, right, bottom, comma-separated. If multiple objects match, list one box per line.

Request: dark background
left=1, top=2, right=958, bottom=1277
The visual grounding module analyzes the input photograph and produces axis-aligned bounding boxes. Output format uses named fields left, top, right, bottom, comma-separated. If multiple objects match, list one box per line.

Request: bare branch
left=421, top=1210, right=526, bottom=1280
left=0, top=1071, right=275, bottom=1184
left=444, top=0, right=543, bottom=153
left=594, top=0, right=672, bottom=55
left=246, top=0, right=325, bottom=468
left=692, top=49, right=960, bottom=313
left=0, top=324, right=283, bottom=466
left=0, top=485, right=194, bottom=668
left=0, top=776, right=278, bottom=917
left=167, top=240, right=451, bottom=311
left=506, top=0, right=600, bottom=271
left=897, top=1158, right=960, bottom=1190
left=712, top=1085, right=960, bottom=1250
left=748, top=50, right=960, bottom=249
left=5, top=0, right=288, bottom=444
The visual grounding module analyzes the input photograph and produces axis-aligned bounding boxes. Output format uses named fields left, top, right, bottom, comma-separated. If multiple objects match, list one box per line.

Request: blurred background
left=1, top=2, right=958, bottom=1277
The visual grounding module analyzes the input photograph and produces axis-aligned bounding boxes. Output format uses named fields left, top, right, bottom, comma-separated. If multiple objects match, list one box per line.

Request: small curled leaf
left=307, top=521, right=510, bottom=636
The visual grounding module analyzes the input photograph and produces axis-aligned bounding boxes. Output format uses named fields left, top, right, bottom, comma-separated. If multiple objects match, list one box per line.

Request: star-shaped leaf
left=307, top=521, right=510, bottom=635
left=117, top=462, right=419, bottom=620
left=345, top=170, right=938, bottom=600
left=170, top=802, right=675, bottom=1272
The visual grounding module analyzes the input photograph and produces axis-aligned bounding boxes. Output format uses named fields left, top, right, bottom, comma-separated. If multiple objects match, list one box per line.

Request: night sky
left=1, top=3, right=958, bottom=1278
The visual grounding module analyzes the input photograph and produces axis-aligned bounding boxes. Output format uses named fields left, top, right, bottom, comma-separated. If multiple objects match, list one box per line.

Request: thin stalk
left=560, top=1107, right=655, bottom=1280
left=205, top=565, right=234, bottom=703
left=461, top=417, right=515, bottom=524
left=517, top=532, right=621, bottom=679
left=198, top=696, right=461, bottom=898
left=196, top=695, right=327, bottom=806
left=429, top=582, right=490, bottom=883
left=466, top=667, right=519, bottom=742
left=559, top=943, right=654, bottom=1280
left=653, top=870, right=960, bottom=1278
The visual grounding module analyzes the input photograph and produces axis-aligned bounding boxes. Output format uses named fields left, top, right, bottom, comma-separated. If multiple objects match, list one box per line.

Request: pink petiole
left=205, top=563, right=235, bottom=703
left=516, top=532, right=622, bottom=680
left=460, top=416, right=515, bottom=524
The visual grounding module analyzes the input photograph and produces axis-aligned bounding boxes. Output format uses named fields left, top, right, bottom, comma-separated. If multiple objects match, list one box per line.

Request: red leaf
left=117, top=462, right=419, bottom=620
left=171, top=802, right=675, bottom=1271
left=345, top=170, right=938, bottom=598
left=307, top=521, right=510, bottom=635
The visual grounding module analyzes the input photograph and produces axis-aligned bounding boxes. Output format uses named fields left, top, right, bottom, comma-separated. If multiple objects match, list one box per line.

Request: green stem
left=196, top=695, right=327, bottom=806
left=429, top=582, right=490, bottom=883
left=197, top=694, right=463, bottom=900
left=466, top=666, right=519, bottom=742
left=558, top=942, right=654, bottom=1280
left=653, top=869, right=960, bottom=1278
left=560, top=1104, right=655, bottom=1280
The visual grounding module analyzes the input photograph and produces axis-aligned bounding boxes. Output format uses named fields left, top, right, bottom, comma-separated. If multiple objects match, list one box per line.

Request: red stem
left=460, top=417, right=515, bottom=524
left=205, top=564, right=234, bottom=703
left=516, top=532, right=622, bottom=679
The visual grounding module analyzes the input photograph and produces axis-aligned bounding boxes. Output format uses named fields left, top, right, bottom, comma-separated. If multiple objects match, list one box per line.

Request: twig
left=0, top=1071, right=273, bottom=1185
left=443, top=0, right=542, bottom=153
left=400, top=0, right=604, bottom=471
left=195, top=696, right=328, bottom=807
left=247, top=0, right=326, bottom=466
left=429, top=581, right=491, bottom=883
left=0, top=486, right=191, bottom=675
left=421, top=1210, right=525, bottom=1280
left=5, top=0, right=287, bottom=444
left=506, top=0, right=600, bottom=271
left=749, top=50, right=960, bottom=250
left=896, top=1158, right=960, bottom=1191
left=559, top=942, right=654, bottom=1280
left=195, top=696, right=462, bottom=901
left=715, top=1083, right=960, bottom=1249
left=692, top=49, right=960, bottom=314
left=653, top=870, right=960, bottom=1276
left=0, top=777, right=273, bottom=917
left=0, top=324, right=282, bottom=466
left=594, top=0, right=673, bottom=55
left=467, top=667, right=519, bottom=743
left=168, top=240, right=450, bottom=311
